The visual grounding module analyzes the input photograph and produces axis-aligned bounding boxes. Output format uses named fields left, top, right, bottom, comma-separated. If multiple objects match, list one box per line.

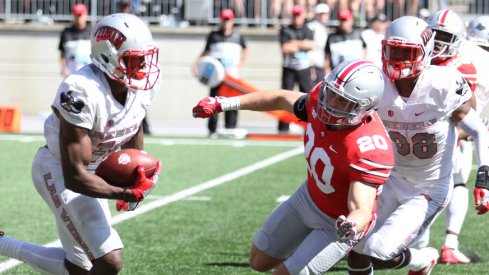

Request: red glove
left=474, top=165, right=489, bottom=215
left=335, top=215, right=361, bottom=246
left=192, top=97, right=223, bottom=118
left=117, top=160, right=162, bottom=211
left=474, top=187, right=489, bottom=215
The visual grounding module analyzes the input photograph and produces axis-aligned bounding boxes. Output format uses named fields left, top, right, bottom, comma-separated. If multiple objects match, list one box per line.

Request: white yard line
left=0, top=146, right=304, bottom=273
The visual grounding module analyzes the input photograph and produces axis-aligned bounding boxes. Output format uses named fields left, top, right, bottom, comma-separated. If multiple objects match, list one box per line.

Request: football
left=95, top=149, right=159, bottom=187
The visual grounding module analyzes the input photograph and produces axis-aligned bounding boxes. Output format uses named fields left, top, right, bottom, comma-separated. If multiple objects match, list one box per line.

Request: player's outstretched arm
left=192, top=90, right=303, bottom=118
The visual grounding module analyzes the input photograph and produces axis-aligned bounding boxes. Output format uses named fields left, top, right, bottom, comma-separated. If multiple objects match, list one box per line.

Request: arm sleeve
left=293, top=94, right=308, bottom=122
left=458, top=107, right=489, bottom=167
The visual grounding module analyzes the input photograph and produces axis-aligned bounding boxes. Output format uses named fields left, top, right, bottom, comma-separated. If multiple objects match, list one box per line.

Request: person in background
left=361, top=13, right=388, bottom=68
left=117, top=0, right=132, bottom=13
left=58, top=3, right=91, bottom=77
left=278, top=5, right=314, bottom=133
left=324, top=9, right=366, bottom=74
left=307, top=3, right=330, bottom=84
left=192, top=9, right=248, bottom=137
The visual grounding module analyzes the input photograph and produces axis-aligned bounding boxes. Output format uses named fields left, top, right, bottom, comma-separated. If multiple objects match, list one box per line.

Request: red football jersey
left=304, top=85, right=394, bottom=218
left=439, top=55, right=477, bottom=92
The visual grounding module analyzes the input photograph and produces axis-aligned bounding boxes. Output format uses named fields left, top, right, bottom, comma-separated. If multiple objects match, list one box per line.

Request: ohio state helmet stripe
left=439, top=9, right=450, bottom=26
left=336, top=60, right=373, bottom=88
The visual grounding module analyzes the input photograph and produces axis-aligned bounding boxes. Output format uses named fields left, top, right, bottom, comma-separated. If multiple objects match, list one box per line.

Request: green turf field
left=0, top=133, right=487, bottom=274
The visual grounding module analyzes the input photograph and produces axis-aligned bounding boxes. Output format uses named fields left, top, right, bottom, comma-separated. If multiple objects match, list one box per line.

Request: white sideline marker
left=0, top=146, right=303, bottom=273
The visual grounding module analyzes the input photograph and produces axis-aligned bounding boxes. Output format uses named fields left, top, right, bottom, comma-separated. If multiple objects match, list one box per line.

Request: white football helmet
left=467, top=16, right=489, bottom=48
left=317, top=60, right=384, bottom=126
left=91, top=13, right=160, bottom=90
left=382, top=16, right=435, bottom=81
left=427, top=9, right=466, bottom=59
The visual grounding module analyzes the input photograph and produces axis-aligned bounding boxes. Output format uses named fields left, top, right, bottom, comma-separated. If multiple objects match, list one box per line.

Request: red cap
left=338, top=9, right=352, bottom=20
left=220, top=9, right=235, bottom=20
left=292, top=5, right=305, bottom=16
left=72, top=3, right=87, bottom=15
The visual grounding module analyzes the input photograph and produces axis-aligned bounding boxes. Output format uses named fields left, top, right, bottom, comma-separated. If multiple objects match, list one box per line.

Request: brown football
left=95, top=149, right=159, bottom=187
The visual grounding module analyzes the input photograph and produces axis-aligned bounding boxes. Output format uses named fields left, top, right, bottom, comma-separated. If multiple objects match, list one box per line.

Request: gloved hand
left=474, top=188, right=489, bottom=215
left=116, top=160, right=161, bottom=211
left=474, top=165, right=489, bottom=215
left=335, top=215, right=361, bottom=246
left=192, top=97, right=223, bottom=118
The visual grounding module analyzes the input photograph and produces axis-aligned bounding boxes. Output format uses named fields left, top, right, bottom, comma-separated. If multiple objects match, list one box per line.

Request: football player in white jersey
left=428, top=9, right=477, bottom=264
left=347, top=16, right=489, bottom=275
left=0, top=13, right=161, bottom=274
left=193, top=59, right=395, bottom=274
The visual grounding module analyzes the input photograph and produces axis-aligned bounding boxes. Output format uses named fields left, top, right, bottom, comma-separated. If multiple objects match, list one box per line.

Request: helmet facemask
left=431, top=30, right=461, bottom=63
left=382, top=39, right=426, bottom=81
left=317, top=81, right=370, bottom=126
left=114, top=47, right=160, bottom=90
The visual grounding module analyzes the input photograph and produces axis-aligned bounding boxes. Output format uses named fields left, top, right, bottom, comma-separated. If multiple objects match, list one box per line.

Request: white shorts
left=31, top=146, right=123, bottom=270
left=452, top=140, right=473, bottom=184
left=353, top=175, right=452, bottom=260
left=253, top=182, right=351, bottom=274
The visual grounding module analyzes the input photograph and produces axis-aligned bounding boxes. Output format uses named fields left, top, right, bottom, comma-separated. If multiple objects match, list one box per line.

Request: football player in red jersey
left=428, top=9, right=476, bottom=264
left=193, top=59, right=395, bottom=274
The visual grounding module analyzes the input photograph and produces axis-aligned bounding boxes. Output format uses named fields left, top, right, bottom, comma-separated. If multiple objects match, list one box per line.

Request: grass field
left=0, top=133, right=488, bottom=274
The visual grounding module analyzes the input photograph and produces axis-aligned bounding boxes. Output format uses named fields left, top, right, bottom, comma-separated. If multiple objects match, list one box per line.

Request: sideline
left=0, top=146, right=304, bottom=273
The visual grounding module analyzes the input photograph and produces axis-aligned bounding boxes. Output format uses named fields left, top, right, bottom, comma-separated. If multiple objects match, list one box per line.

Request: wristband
left=219, top=96, right=240, bottom=111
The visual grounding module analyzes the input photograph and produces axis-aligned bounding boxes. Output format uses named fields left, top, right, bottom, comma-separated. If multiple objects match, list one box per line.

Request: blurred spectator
left=324, top=9, right=366, bottom=74
left=296, top=0, right=319, bottom=19
left=419, top=8, right=431, bottom=21
left=58, top=3, right=91, bottom=77
left=192, top=9, right=249, bottom=137
left=117, top=0, right=132, bottom=13
left=270, top=0, right=294, bottom=28
left=307, top=3, right=330, bottom=84
left=361, top=13, right=388, bottom=68
left=278, top=5, right=315, bottom=133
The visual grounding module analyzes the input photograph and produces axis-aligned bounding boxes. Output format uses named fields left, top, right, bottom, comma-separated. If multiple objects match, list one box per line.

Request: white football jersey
left=377, top=65, right=471, bottom=183
left=44, top=64, right=159, bottom=171
left=459, top=40, right=489, bottom=112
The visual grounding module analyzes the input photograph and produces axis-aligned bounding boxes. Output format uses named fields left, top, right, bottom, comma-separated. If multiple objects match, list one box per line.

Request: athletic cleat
left=408, top=247, right=439, bottom=275
left=0, top=231, right=3, bottom=237
left=439, top=245, right=471, bottom=264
